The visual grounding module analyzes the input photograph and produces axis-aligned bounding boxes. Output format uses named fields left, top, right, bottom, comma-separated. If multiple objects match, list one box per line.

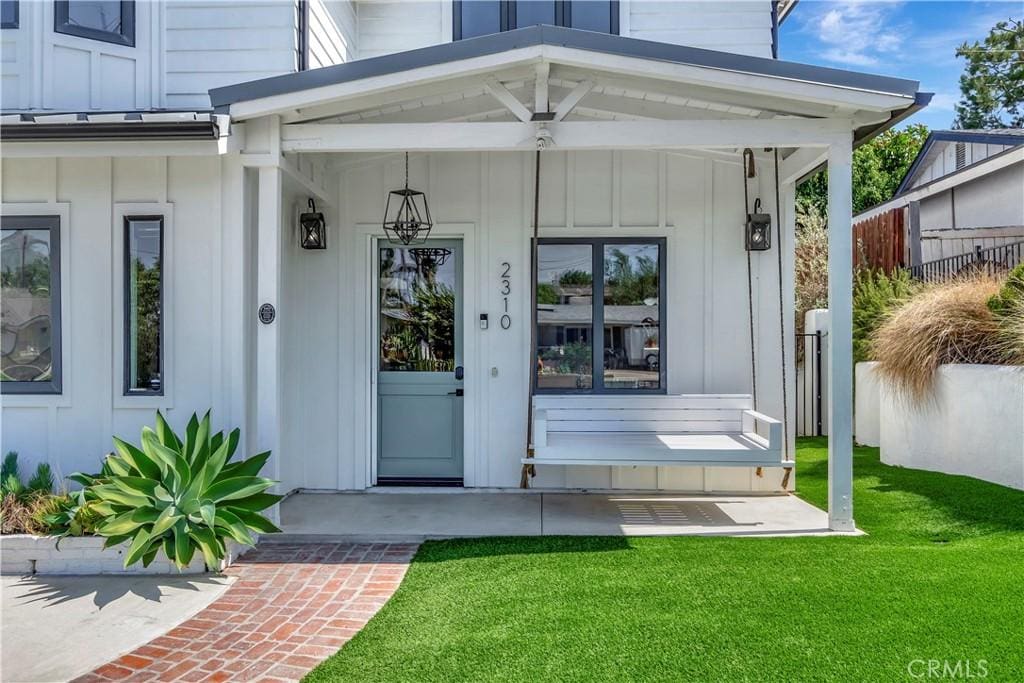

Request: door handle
left=448, top=389, right=464, bottom=397
left=455, top=366, right=464, bottom=380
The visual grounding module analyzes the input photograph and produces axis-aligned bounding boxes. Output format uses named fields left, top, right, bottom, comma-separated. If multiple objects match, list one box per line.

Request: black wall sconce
left=300, top=198, right=326, bottom=250
left=746, top=198, right=771, bottom=251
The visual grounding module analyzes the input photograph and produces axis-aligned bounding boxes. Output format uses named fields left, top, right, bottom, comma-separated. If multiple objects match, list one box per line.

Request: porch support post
left=256, top=166, right=283, bottom=502
left=827, top=136, right=855, bottom=531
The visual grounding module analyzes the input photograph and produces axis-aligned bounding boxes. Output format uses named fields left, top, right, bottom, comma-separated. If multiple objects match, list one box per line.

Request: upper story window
left=454, top=1, right=618, bottom=41
left=1, top=216, right=62, bottom=395
left=54, top=1, right=135, bottom=47
left=1, top=1, right=18, bottom=29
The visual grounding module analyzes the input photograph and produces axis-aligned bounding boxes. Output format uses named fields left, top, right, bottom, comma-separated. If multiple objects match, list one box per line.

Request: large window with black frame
left=535, top=238, right=664, bottom=393
left=1, top=216, right=62, bottom=394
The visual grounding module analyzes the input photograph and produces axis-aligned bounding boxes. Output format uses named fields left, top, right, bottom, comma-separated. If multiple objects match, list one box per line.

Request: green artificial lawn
left=306, top=438, right=1024, bottom=682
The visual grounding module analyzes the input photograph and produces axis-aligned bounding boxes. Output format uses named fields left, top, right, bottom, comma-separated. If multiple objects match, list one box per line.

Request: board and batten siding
left=1, top=0, right=161, bottom=111
left=908, top=141, right=1017, bottom=189
left=165, top=0, right=303, bottom=108
left=0, top=155, right=248, bottom=484
left=276, top=149, right=793, bottom=494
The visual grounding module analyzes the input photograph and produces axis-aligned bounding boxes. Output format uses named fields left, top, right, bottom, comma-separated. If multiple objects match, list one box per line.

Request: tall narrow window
left=54, top=1, right=135, bottom=47
left=1, top=216, right=61, bottom=394
left=536, top=238, right=663, bottom=393
left=124, top=217, right=163, bottom=395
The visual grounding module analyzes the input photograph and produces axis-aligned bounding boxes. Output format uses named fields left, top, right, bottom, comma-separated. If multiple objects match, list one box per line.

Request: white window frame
left=112, top=202, right=173, bottom=409
left=0, top=202, right=71, bottom=408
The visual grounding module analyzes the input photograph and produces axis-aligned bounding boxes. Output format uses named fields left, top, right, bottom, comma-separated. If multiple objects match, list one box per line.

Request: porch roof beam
left=280, top=118, right=853, bottom=153
left=484, top=77, right=533, bottom=122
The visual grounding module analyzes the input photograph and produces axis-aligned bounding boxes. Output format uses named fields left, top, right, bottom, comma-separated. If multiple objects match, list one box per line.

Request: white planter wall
left=854, top=362, right=880, bottom=446
left=859, top=363, right=1024, bottom=491
left=0, top=535, right=250, bottom=576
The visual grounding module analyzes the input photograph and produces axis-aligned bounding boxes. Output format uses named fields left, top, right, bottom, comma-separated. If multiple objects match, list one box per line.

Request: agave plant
left=63, top=411, right=281, bottom=569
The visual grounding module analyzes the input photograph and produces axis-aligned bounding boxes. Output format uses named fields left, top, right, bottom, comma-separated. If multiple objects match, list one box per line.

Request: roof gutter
left=0, top=119, right=222, bottom=142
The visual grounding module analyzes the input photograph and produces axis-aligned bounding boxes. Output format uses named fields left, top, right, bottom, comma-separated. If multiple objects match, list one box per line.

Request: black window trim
left=297, top=0, right=309, bottom=71
left=54, top=0, right=135, bottom=47
left=1, top=0, right=19, bottom=29
left=1, top=215, right=62, bottom=395
left=123, top=214, right=164, bottom=397
left=535, top=236, right=666, bottom=395
left=454, top=1, right=618, bottom=41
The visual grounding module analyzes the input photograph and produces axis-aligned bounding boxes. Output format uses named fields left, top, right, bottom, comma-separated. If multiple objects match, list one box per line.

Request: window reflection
left=536, top=244, right=593, bottom=390
left=126, top=218, right=162, bottom=394
left=603, top=244, right=660, bottom=390
left=379, top=246, right=457, bottom=372
left=1, top=228, right=56, bottom=386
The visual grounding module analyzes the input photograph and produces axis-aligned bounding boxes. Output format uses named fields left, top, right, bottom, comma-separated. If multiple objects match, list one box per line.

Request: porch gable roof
left=211, top=25, right=922, bottom=123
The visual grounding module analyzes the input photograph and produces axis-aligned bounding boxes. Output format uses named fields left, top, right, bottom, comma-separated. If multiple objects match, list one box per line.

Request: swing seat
left=524, top=395, right=791, bottom=469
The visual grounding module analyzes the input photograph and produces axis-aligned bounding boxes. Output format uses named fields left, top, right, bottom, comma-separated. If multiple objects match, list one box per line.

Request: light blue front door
left=377, top=240, right=463, bottom=483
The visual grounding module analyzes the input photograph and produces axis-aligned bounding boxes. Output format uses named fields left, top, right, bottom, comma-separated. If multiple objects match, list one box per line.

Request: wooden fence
left=853, top=208, right=905, bottom=272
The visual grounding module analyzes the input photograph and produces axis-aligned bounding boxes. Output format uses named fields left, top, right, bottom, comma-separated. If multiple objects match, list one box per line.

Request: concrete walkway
left=279, top=491, right=847, bottom=540
left=1, top=574, right=232, bottom=683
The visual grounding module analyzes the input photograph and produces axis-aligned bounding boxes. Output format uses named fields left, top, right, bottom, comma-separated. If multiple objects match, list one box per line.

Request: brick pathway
left=73, top=542, right=419, bottom=683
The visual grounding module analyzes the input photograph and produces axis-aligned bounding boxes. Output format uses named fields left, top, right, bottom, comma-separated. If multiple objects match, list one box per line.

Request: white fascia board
left=0, top=138, right=230, bottom=158
left=281, top=118, right=853, bottom=153
left=229, top=47, right=544, bottom=121
left=540, top=46, right=915, bottom=113
left=855, top=147, right=1024, bottom=222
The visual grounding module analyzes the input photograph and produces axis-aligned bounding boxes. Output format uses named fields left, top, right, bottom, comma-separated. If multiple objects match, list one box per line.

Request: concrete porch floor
left=278, top=491, right=855, bottom=541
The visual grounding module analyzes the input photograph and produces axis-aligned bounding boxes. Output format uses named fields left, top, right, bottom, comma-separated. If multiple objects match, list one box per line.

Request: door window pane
left=514, top=0, right=555, bottom=28
left=380, top=246, right=457, bottom=372
left=1, top=218, right=60, bottom=393
left=569, top=1, right=613, bottom=33
left=125, top=218, right=163, bottom=394
left=603, top=244, right=660, bottom=390
left=536, top=244, right=593, bottom=390
left=457, top=0, right=502, bottom=39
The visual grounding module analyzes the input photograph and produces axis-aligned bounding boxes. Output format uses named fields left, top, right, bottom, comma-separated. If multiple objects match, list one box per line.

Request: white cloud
left=803, top=1, right=907, bottom=68
left=924, top=91, right=959, bottom=112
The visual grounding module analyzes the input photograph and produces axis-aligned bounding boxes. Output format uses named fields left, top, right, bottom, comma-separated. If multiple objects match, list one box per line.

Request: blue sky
left=779, top=1, right=1022, bottom=130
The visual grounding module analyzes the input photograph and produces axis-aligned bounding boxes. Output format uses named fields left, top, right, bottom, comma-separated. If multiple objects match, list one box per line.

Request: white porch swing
left=522, top=148, right=794, bottom=485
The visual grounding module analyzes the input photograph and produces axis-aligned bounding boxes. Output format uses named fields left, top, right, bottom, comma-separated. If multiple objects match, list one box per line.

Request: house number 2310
left=499, top=262, right=512, bottom=329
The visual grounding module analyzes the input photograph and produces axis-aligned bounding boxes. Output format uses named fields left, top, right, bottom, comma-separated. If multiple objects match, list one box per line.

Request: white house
left=855, top=128, right=1024, bottom=274
left=1, top=0, right=928, bottom=531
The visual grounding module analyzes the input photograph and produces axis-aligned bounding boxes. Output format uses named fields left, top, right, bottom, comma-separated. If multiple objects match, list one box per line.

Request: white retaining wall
left=0, top=535, right=251, bottom=576
left=856, top=362, right=1024, bottom=490
left=854, top=361, right=880, bottom=446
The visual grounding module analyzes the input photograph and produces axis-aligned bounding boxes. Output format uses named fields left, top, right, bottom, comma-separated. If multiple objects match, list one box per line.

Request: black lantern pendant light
left=300, top=198, right=327, bottom=250
left=383, top=152, right=433, bottom=245
left=745, top=197, right=772, bottom=251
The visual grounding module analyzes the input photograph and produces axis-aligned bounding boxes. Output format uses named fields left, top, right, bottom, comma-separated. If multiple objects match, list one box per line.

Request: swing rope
left=743, top=149, right=790, bottom=485
left=521, top=149, right=542, bottom=488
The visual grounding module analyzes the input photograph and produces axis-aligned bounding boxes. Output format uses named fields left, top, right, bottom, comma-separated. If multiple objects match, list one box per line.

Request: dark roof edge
left=895, top=129, right=1024, bottom=193
left=210, top=25, right=920, bottom=110
left=0, top=120, right=221, bottom=142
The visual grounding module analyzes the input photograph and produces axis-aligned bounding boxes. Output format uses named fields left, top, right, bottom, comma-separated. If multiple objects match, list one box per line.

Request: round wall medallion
left=258, top=303, right=276, bottom=324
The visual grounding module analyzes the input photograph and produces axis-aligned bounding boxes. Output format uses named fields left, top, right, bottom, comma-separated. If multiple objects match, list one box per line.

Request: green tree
left=797, top=123, right=930, bottom=215
left=954, top=19, right=1024, bottom=129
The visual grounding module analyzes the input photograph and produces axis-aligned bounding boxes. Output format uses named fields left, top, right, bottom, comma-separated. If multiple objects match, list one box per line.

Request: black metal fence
left=796, top=331, right=823, bottom=437
left=911, top=240, right=1024, bottom=282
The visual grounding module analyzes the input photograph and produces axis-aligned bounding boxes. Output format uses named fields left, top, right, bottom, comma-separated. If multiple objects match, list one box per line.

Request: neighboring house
left=0, top=0, right=927, bottom=531
left=855, top=129, right=1024, bottom=273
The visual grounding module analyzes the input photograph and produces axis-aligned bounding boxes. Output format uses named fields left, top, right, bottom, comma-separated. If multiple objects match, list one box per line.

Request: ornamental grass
left=871, top=275, right=1018, bottom=403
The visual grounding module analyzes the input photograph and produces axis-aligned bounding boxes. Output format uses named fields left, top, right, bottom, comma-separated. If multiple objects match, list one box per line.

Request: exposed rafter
left=483, top=77, right=532, bottom=122
left=554, top=79, right=594, bottom=121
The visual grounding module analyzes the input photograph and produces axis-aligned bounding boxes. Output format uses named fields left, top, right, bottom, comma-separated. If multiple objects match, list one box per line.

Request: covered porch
left=216, top=26, right=927, bottom=532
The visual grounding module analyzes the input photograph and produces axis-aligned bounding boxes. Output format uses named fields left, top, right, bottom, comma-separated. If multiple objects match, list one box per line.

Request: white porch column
left=827, top=137, right=855, bottom=531
left=256, top=166, right=283, bottom=501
